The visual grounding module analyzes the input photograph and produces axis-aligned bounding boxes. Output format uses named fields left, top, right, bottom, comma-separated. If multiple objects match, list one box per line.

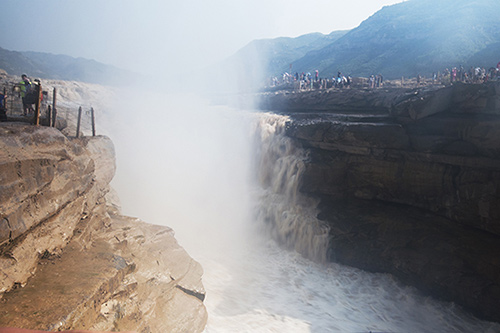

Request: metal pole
left=1, top=87, right=5, bottom=121
left=76, top=106, right=82, bottom=138
left=91, top=107, right=96, bottom=136
left=52, top=88, right=57, bottom=127
left=8, top=86, right=12, bottom=115
left=34, top=83, right=41, bottom=126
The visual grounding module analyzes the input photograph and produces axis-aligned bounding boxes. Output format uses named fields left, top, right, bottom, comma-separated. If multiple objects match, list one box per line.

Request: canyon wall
left=258, top=82, right=500, bottom=322
left=0, top=124, right=207, bottom=332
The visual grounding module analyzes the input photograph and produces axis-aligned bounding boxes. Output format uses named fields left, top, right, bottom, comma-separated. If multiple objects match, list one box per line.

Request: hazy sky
left=1, top=0, right=403, bottom=75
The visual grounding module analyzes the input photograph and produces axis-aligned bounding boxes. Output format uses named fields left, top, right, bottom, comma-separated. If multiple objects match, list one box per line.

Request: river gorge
left=1, top=81, right=499, bottom=332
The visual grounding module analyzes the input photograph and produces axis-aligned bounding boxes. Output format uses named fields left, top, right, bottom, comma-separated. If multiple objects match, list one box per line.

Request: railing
left=76, top=106, right=96, bottom=138
left=1, top=82, right=98, bottom=138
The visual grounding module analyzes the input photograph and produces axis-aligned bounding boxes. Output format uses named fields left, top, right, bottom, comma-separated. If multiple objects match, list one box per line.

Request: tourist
left=19, top=74, right=34, bottom=115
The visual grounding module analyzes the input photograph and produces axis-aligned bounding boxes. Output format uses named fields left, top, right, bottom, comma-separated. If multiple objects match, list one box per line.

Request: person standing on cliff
left=19, top=74, right=34, bottom=116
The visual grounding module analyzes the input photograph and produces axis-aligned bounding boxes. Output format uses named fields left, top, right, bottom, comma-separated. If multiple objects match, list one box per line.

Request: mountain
left=204, top=31, right=348, bottom=93
left=0, top=47, right=134, bottom=85
left=291, top=0, right=500, bottom=78
left=235, top=30, right=349, bottom=76
left=5, top=0, right=499, bottom=89
left=220, top=0, right=500, bottom=88
left=0, top=47, right=48, bottom=78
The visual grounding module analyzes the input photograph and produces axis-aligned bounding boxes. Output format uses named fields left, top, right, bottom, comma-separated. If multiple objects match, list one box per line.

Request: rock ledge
left=0, top=123, right=207, bottom=332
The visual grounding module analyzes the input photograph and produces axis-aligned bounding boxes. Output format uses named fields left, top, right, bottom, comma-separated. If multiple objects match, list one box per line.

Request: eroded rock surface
left=258, top=82, right=500, bottom=322
left=0, top=123, right=206, bottom=332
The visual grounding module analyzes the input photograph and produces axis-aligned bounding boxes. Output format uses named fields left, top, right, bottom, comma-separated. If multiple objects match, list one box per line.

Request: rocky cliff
left=258, top=82, right=500, bottom=323
left=0, top=124, right=207, bottom=332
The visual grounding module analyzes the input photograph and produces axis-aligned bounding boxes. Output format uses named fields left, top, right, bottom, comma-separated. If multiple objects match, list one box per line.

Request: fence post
left=33, top=83, right=42, bottom=125
left=48, top=105, right=52, bottom=127
left=1, top=87, right=5, bottom=121
left=76, top=106, right=82, bottom=138
left=2, top=87, right=5, bottom=115
left=52, top=87, right=57, bottom=127
left=91, top=107, right=96, bottom=136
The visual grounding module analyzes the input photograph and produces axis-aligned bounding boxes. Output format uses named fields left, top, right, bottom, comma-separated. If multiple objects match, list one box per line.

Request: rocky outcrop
left=0, top=125, right=100, bottom=293
left=258, top=82, right=500, bottom=322
left=0, top=123, right=207, bottom=332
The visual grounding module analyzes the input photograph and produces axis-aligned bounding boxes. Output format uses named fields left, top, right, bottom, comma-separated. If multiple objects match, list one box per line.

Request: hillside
left=0, top=47, right=134, bottom=85
left=4, top=0, right=500, bottom=90
left=233, top=30, right=349, bottom=76
left=204, top=31, right=348, bottom=92
left=0, top=47, right=47, bottom=78
left=292, top=0, right=500, bottom=78
left=219, top=0, right=500, bottom=89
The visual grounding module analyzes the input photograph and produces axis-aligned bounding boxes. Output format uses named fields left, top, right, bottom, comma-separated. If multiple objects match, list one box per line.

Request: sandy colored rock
left=0, top=124, right=98, bottom=293
left=0, top=123, right=207, bottom=332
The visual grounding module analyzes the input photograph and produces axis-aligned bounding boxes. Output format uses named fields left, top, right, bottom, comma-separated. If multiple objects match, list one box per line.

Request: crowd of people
left=427, top=63, right=500, bottom=85
left=369, top=74, right=384, bottom=88
left=269, top=70, right=353, bottom=90
left=268, top=61, right=500, bottom=91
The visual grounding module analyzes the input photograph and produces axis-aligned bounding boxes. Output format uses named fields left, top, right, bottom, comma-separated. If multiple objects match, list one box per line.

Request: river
left=106, top=93, right=500, bottom=332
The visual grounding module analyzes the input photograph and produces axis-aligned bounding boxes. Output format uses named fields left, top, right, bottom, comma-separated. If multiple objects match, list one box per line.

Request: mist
left=0, top=0, right=405, bottom=79
left=95, top=84, right=500, bottom=332
left=103, top=87, right=256, bottom=259
left=5, top=0, right=498, bottom=330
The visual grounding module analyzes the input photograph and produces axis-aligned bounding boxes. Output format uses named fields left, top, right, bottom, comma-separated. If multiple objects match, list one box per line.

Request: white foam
left=103, top=92, right=500, bottom=332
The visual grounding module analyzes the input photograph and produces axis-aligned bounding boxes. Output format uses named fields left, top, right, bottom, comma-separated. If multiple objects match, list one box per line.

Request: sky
left=0, top=0, right=404, bottom=76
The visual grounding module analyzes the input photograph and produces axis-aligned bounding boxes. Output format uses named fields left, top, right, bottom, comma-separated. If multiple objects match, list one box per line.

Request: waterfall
left=107, top=93, right=500, bottom=332
left=251, top=113, right=329, bottom=263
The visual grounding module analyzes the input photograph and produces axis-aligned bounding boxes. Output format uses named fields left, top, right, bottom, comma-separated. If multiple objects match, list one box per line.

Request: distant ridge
left=291, top=0, right=500, bottom=78
left=5, top=0, right=499, bottom=90
left=205, top=31, right=348, bottom=92
left=0, top=47, right=135, bottom=85
left=217, top=0, right=500, bottom=92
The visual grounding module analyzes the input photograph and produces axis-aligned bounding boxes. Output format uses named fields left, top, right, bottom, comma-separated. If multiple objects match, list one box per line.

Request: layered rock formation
left=258, top=82, right=500, bottom=322
left=0, top=124, right=207, bottom=332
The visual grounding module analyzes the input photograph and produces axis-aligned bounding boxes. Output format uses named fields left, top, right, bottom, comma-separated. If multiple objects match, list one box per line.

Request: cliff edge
left=258, top=82, right=500, bottom=322
left=0, top=124, right=207, bottom=332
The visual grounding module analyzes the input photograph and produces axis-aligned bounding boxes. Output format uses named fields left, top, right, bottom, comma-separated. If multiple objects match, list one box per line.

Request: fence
left=0, top=82, right=98, bottom=138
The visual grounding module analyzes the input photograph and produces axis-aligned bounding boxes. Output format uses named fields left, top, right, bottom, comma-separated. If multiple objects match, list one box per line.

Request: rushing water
left=107, top=94, right=500, bottom=333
